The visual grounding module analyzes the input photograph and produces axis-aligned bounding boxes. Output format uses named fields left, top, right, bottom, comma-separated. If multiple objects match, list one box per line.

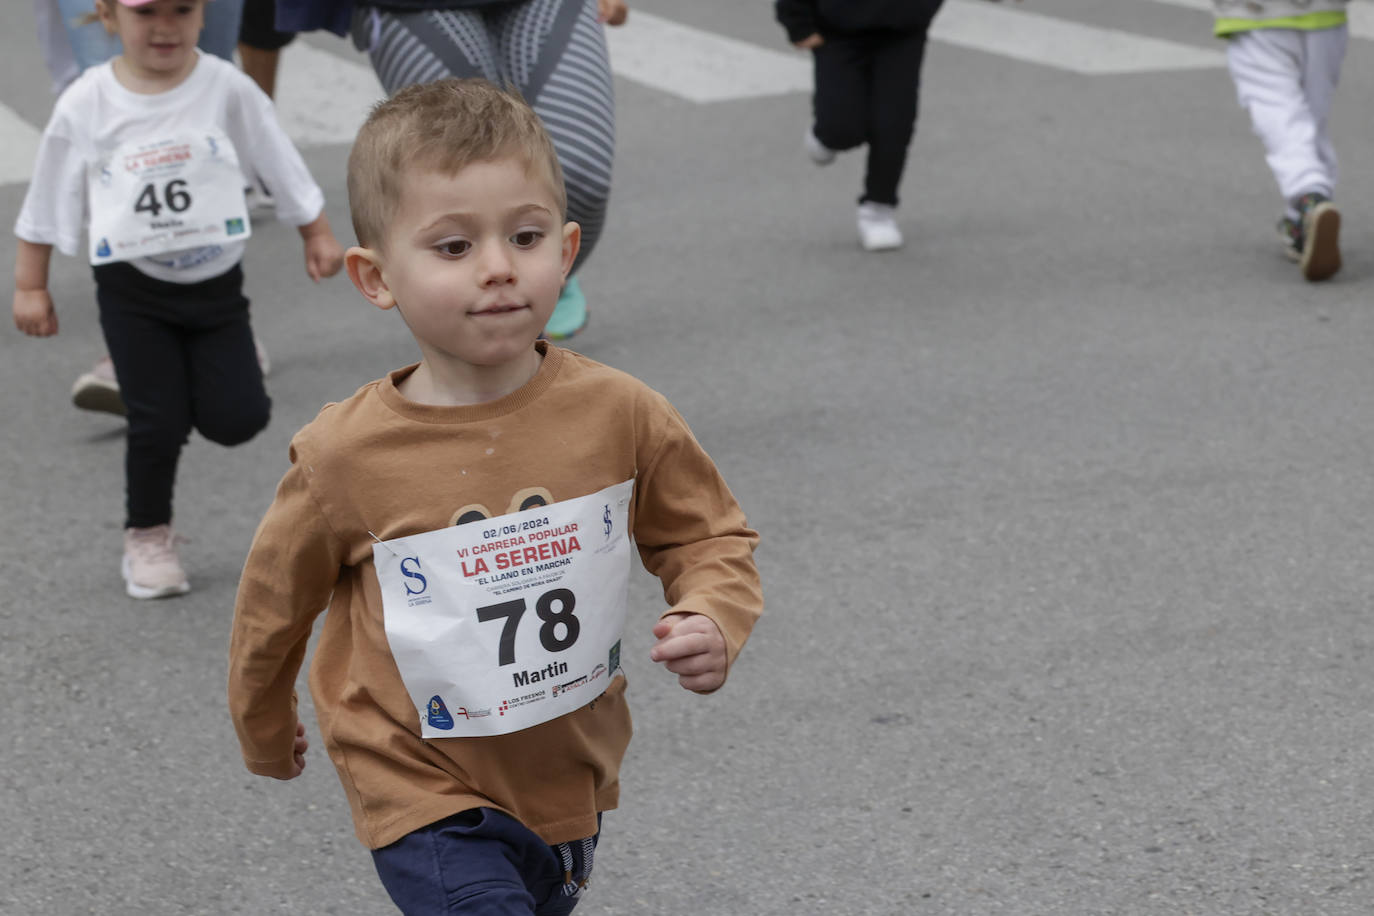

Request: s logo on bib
left=374, top=479, right=634, bottom=738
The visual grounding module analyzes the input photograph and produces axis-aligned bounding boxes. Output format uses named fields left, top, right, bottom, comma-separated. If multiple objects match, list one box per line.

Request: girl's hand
left=794, top=33, right=824, bottom=50
left=13, top=288, right=58, bottom=337
left=598, top=0, right=628, bottom=26
left=304, top=234, right=345, bottom=283
left=298, top=213, right=345, bottom=282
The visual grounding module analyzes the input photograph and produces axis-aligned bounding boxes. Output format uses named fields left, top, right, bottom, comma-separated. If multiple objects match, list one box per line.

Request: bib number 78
left=476, top=588, right=581, bottom=666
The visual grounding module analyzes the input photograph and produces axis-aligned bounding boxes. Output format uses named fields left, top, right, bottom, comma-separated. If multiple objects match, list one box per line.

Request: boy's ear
left=560, top=221, right=582, bottom=281
left=345, top=246, right=396, bottom=311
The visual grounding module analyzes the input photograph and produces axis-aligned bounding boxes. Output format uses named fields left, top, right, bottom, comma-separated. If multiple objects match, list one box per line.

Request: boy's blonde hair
left=347, top=78, right=567, bottom=250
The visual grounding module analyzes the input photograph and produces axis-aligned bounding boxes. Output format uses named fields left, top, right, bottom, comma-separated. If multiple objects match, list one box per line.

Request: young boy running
left=227, top=79, right=763, bottom=914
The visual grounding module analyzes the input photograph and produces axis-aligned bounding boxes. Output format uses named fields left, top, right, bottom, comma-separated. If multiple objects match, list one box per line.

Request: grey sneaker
left=71, top=357, right=127, bottom=417
left=122, top=524, right=191, bottom=599
left=1295, top=192, right=1340, bottom=282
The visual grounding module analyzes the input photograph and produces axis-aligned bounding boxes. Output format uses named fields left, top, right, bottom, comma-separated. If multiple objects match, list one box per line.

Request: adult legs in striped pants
left=356, top=0, right=614, bottom=336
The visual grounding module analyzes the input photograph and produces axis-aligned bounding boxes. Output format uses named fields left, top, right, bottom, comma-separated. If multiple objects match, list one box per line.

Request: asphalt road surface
left=4, top=1, right=1374, bottom=913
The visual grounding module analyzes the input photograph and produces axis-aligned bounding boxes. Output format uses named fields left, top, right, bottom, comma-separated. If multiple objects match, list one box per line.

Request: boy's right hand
left=794, top=33, right=824, bottom=50
left=13, top=288, right=58, bottom=337
left=273, top=720, right=310, bottom=780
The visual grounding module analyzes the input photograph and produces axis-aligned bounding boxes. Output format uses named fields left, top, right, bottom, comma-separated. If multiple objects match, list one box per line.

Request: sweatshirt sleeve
left=775, top=0, right=820, bottom=44
left=227, top=438, right=347, bottom=777
left=226, top=72, right=325, bottom=228
left=633, top=398, right=763, bottom=688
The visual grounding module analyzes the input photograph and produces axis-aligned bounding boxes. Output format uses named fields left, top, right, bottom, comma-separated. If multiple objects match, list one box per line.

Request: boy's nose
left=478, top=244, right=515, bottom=283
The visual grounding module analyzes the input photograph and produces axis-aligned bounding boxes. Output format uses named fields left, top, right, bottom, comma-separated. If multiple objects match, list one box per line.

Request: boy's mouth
left=471, top=303, right=526, bottom=316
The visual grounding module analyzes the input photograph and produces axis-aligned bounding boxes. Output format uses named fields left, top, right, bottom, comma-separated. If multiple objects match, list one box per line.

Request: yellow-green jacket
left=1213, top=0, right=1349, bottom=37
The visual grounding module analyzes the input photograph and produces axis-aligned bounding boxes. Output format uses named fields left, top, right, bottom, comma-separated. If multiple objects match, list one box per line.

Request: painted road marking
left=274, top=40, right=384, bottom=146
left=6, top=1, right=1367, bottom=187
left=931, top=0, right=1226, bottom=74
left=0, top=101, right=44, bottom=187
left=608, top=1, right=1231, bottom=103
left=605, top=10, right=811, bottom=103
left=1147, top=0, right=1374, bottom=41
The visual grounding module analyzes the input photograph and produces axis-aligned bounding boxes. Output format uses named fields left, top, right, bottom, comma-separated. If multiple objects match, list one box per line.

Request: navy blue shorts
left=372, top=808, right=600, bottom=916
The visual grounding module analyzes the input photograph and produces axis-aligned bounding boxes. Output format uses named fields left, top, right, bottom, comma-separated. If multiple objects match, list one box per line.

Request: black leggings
left=812, top=27, right=933, bottom=206
left=95, top=262, right=271, bottom=529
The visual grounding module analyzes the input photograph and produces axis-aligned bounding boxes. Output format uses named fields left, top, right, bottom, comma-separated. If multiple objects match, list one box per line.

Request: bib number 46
left=476, top=588, right=581, bottom=666
left=135, top=179, right=192, bottom=217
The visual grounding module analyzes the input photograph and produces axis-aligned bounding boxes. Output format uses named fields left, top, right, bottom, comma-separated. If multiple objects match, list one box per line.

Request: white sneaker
left=122, top=524, right=191, bottom=599
left=857, top=202, right=903, bottom=251
left=804, top=127, right=836, bottom=166
left=71, top=357, right=127, bottom=417
left=244, top=182, right=276, bottom=217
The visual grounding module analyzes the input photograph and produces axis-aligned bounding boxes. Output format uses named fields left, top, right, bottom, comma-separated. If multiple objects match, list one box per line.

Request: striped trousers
left=356, top=1, right=615, bottom=273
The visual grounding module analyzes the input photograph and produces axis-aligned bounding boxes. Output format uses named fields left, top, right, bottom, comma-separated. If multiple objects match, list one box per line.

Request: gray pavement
left=5, top=1, right=1374, bottom=914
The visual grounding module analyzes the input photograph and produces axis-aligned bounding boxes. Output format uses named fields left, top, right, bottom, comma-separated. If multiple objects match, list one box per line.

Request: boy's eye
left=437, top=239, right=471, bottom=257
left=511, top=230, right=544, bottom=248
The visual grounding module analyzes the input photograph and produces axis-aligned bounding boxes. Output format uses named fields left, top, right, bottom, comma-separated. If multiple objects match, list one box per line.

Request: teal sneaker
left=543, top=276, right=588, bottom=340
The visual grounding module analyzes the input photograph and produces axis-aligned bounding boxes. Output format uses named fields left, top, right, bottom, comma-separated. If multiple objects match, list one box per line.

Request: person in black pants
left=775, top=0, right=945, bottom=251
left=239, top=0, right=296, bottom=101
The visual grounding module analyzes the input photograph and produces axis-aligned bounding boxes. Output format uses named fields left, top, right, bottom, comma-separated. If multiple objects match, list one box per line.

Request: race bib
left=374, top=479, right=634, bottom=739
left=87, top=127, right=250, bottom=265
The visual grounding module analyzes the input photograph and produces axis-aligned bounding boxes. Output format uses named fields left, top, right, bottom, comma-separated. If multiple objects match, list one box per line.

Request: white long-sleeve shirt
left=15, top=52, right=324, bottom=284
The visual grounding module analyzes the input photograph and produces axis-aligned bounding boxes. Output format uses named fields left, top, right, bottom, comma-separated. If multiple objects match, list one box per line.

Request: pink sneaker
left=122, top=524, right=191, bottom=599
left=71, top=357, right=127, bottom=417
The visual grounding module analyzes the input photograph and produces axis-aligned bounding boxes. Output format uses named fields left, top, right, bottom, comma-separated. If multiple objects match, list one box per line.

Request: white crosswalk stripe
left=605, top=11, right=811, bottom=103
left=607, top=0, right=1232, bottom=103
left=273, top=41, right=383, bottom=147
left=0, top=101, right=45, bottom=187
left=3, top=1, right=1371, bottom=188
left=931, top=0, right=1224, bottom=74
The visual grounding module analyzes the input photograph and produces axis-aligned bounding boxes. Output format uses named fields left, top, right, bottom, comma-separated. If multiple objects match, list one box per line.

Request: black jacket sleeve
left=775, top=0, right=819, bottom=44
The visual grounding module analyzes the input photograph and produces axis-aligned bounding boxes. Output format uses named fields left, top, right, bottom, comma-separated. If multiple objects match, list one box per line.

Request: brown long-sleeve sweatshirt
left=228, top=343, right=762, bottom=848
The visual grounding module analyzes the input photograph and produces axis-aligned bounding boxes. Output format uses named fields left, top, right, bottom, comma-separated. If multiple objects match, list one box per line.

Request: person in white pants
left=1215, top=0, right=1349, bottom=281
